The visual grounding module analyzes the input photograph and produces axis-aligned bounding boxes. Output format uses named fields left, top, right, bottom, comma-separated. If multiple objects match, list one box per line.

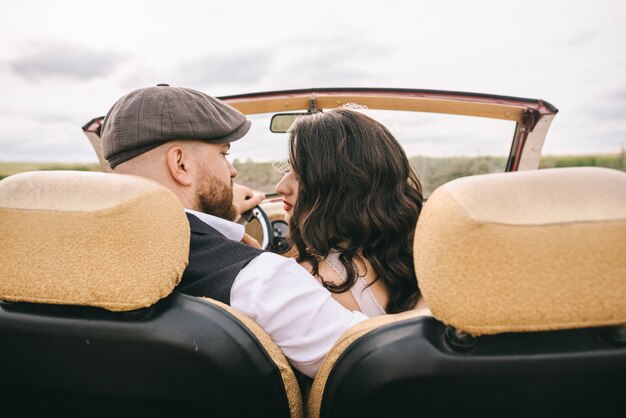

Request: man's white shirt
left=185, top=209, right=368, bottom=377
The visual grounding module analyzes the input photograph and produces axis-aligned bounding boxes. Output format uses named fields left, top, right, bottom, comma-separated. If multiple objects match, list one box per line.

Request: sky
left=0, top=0, right=624, bottom=163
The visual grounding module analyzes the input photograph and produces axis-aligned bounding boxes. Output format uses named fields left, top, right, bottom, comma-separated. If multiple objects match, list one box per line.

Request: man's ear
left=165, top=144, right=193, bottom=186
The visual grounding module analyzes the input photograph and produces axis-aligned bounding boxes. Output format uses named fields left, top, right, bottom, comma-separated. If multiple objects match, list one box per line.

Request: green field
left=0, top=162, right=101, bottom=180
left=2, top=152, right=624, bottom=197
left=232, top=153, right=626, bottom=196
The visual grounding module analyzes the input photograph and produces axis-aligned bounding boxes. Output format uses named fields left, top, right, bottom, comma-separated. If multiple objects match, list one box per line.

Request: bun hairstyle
left=287, top=109, right=423, bottom=313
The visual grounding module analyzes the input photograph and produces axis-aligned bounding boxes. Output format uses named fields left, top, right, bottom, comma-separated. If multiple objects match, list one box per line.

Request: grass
left=2, top=152, right=624, bottom=196
left=539, top=153, right=626, bottom=170
left=410, top=155, right=508, bottom=197
left=0, top=162, right=101, bottom=180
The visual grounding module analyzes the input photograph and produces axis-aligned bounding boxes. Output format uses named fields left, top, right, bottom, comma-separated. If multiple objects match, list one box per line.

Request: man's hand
left=232, top=183, right=265, bottom=221
left=241, top=233, right=262, bottom=249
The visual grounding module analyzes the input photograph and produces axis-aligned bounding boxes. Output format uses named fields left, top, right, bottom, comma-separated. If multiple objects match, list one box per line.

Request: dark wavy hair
left=287, top=108, right=424, bottom=313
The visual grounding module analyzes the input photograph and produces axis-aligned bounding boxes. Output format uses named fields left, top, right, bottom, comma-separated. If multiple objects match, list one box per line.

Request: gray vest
left=176, top=213, right=263, bottom=304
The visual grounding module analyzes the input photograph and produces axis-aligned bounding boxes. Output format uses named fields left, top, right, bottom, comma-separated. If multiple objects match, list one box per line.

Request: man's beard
left=196, top=170, right=237, bottom=221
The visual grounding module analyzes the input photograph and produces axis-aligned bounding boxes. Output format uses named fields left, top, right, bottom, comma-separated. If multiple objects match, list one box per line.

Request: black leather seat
left=307, top=167, right=626, bottom=418
left=310, top=316, right=625, bottom=418
left=0, top=171, right=302, bottom=418
left=0, top=295, right=299, bottom=417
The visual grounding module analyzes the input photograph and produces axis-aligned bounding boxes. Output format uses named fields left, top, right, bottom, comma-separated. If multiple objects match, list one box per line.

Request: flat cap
left=101, top=84, right=251, bottom=168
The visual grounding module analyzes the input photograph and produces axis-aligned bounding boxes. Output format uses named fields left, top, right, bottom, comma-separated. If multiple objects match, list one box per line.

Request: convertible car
left=81, top=88, right=563, bottom=252
left=1, top=88, right=625, bottom=417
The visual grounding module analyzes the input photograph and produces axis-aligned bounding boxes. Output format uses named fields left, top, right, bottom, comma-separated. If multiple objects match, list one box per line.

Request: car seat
left=307, top=166, right=626, bottom=418
left=0, top=171, right=303, bottom=418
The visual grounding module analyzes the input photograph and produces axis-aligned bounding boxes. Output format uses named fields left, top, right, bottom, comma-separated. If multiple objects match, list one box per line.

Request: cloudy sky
left=0, top=0, right=624, bottom=163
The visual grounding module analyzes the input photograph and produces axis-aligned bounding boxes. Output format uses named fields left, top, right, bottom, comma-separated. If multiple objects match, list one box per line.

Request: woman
left=275, top=108, right=424, bottom=315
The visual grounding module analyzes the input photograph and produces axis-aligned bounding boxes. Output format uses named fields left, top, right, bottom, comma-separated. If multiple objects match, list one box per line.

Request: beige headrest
left=414, top=167, right=626, bottom=335
left=0, top=171, right=190, bottom=311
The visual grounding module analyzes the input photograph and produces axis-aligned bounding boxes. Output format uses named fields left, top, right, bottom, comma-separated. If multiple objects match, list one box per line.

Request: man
left=100, top=84, right=367, bottom=378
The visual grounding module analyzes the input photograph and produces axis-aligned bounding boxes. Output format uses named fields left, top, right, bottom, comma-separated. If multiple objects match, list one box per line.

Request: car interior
left=1, top=89, right=625, bottom=417
left=1, top=166, right=625, bottom=417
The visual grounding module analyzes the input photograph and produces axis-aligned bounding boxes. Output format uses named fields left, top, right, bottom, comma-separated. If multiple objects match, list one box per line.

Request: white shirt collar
left=184, top=208, right=245, bottom=242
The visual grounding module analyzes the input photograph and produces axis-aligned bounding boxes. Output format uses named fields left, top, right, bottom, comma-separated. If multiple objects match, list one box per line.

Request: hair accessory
left=272, top=159, right=291, bottom=174
left=339, top=102, right=369, bottom=110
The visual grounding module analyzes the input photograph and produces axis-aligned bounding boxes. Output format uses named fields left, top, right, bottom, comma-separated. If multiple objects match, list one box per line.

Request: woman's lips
left=283, top=200, right=293, bottom=212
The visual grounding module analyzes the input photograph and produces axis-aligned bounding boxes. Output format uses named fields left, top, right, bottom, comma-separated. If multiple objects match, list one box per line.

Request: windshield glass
left=229, top=110, right=516, bottom=197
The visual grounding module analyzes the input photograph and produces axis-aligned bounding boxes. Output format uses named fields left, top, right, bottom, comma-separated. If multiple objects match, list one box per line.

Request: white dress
left=323, top=251, right=386, bottom=317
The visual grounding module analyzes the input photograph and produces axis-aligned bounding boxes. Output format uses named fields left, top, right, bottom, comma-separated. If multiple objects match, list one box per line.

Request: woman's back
left=316, top=251, right=387, bottom=317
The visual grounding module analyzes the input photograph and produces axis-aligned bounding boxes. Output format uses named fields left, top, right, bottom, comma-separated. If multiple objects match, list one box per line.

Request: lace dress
left=323, top=251, right=386, bottom=317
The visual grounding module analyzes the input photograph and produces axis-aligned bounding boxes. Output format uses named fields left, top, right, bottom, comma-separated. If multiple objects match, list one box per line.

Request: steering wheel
left=238, top=205, right=274, bottom=250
